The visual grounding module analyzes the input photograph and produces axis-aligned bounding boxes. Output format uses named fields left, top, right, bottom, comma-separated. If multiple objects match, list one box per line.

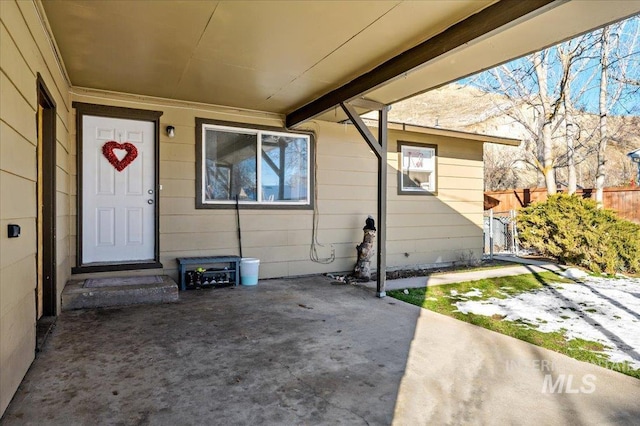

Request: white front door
left=82, top=115, right=155, bottom=264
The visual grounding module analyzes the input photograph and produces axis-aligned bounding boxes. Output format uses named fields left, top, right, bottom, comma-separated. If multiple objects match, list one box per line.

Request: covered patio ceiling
left=40, top=0, right=640, bottom=126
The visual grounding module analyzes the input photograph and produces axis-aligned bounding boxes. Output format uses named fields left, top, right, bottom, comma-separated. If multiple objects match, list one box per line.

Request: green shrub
left=516, top=194, right=640, bottom=274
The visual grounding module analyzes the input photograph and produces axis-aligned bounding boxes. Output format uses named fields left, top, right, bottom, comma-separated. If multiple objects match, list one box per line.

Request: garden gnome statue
left=354, top=216, right=376, bottom=280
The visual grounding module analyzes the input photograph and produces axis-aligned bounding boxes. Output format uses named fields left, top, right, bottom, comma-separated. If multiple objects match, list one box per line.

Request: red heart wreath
left=102, top=141, right=138, bottom=172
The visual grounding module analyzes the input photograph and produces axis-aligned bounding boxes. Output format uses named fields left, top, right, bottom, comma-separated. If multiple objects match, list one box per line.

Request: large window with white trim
left=196, top=120, right=311, bottom=208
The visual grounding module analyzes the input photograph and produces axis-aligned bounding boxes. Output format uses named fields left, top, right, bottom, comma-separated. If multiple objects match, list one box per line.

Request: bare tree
left=470, top=39, right=592, bottom=194
left=557, top=38, right=589, bottom=195
left=532, top=51, right=558, bottom=194
left=593, top=19, right=640, bottom=203
left=565, top=121, right=578, bottom=194
left=483, top=144, right=521, bottom=190
left=465, top=16, right=640, bottom=194
left=596, top=27, right=610, bottom=206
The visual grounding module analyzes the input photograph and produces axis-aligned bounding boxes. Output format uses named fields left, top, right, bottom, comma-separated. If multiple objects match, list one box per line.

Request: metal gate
left=483, top=209, right=519, bottom=256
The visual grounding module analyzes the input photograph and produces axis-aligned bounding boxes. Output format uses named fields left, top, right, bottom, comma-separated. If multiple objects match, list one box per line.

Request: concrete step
left=62, top=275, right=179, bottom=311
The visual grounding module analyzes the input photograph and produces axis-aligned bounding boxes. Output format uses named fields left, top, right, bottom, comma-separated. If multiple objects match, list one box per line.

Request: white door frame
left=72, top=102, right=163, bottom=274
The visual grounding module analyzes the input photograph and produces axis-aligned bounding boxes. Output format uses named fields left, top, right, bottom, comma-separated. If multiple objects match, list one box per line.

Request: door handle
left=147, top=199, right=154, bottom=205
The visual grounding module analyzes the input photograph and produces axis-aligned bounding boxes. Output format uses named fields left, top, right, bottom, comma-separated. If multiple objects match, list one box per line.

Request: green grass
left=389, top=271, right=640, bottom=379
left=429, top=261, right=515, bottom=275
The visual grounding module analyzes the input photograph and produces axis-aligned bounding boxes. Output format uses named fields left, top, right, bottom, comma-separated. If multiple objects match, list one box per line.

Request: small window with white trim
left=196, top=119, right=312, bottom=208
left=398, top=142, right=437, bottom=194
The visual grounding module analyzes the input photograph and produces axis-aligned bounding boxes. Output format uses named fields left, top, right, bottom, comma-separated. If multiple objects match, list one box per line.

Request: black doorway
left=36, top=74, right=57, bottom=320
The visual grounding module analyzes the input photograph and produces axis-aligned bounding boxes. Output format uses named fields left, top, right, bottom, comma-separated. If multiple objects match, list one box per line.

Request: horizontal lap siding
left=387, top=130, right=484, bottom=267
left=70, top=90, right=318, bottom=281
left=1, top=13, right=39, bottom=414
left=1, top=0, right=71, bottom=416
left=69, top=98, right=484, bottom=280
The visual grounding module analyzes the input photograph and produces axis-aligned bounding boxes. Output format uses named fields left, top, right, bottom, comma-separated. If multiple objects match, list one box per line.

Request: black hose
left=236, top=194, right=243, bottom=258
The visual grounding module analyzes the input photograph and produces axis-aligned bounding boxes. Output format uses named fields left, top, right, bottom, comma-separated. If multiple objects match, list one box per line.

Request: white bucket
left=240, top=258, right=260, bottom=285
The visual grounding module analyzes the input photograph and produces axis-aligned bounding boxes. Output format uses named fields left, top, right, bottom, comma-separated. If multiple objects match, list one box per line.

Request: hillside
left=388, top=84, right=640, bottom=189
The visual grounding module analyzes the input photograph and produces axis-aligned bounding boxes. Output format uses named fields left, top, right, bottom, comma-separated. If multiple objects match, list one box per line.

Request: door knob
left=147, top=199, right=154, bottom=205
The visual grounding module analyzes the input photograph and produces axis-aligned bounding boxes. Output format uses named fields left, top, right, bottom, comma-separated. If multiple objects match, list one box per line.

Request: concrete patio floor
left=2, top=276, right=639, bottom=425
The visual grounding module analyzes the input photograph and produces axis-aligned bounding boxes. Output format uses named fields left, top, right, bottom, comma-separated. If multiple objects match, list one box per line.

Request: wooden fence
left=484, top=187, right=640, bottom=223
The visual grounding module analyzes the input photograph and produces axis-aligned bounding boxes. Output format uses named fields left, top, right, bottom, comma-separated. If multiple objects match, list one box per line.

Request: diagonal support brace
left=340, top=102, right=388, bottom=298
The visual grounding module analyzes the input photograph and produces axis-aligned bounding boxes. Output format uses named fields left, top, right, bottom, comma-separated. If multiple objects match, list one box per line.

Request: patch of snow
left=450, top=290, right=458, bottom=296
left=454, top=276, right=640, bottom=369
left=560, top=268, right=590, bottom=280
left=461, top=288, right=483, bottom=298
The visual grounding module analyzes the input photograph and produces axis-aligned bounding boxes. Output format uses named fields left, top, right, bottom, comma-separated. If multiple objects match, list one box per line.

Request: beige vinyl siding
left=68, top=89, right=293, bottom=278
left=69, top=90, right=486, bottom=282
left=0, top=0, right=71, bottom=415
left=386, top=129, right=484, bottom=268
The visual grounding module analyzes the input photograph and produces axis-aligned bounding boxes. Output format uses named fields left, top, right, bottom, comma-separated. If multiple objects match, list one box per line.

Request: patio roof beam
left=341, top=102, right=388, bottom=297
left=286, top=0, right=559, bottom=128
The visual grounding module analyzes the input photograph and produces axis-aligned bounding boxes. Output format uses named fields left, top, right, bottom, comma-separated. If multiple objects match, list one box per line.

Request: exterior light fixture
left=166, top=125, right=175, bottom=138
